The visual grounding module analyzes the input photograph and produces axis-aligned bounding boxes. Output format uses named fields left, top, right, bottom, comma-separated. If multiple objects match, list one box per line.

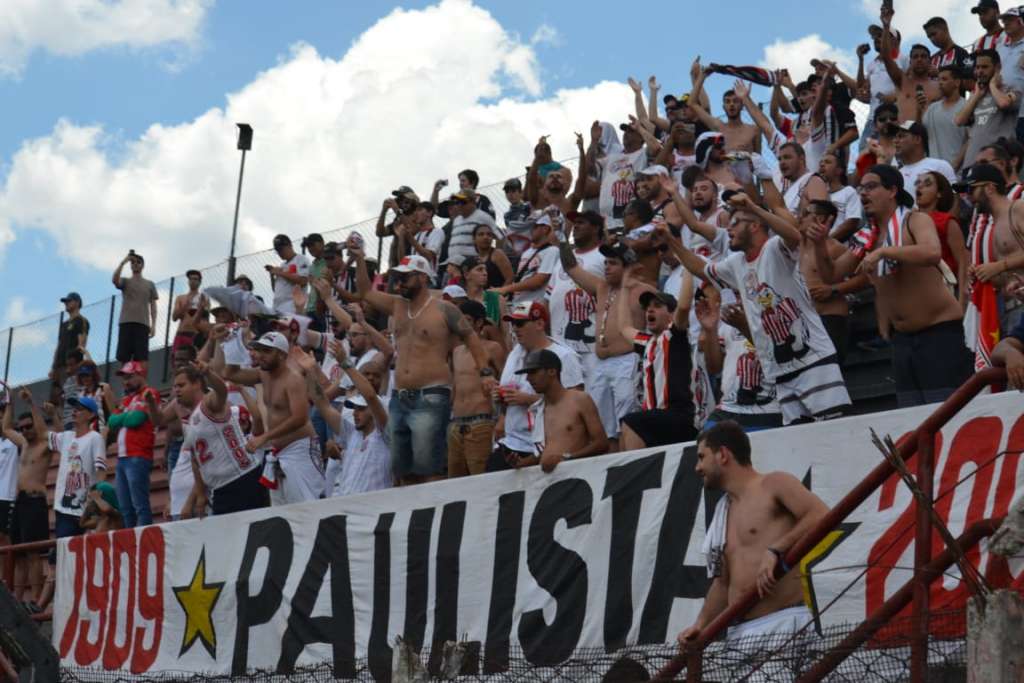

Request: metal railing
left=654, top=367, right=1009, bottom=683
left=0, top=172, right=531, bottom=387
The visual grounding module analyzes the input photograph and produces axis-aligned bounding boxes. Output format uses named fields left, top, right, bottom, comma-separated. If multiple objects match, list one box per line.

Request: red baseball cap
left=503, top=300, right=549, bottom=324
left=117, top=361, right=146, bottom=376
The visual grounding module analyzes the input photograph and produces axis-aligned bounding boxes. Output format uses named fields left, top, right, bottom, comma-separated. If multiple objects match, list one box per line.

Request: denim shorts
left=388, top=387, right=451, bottom=477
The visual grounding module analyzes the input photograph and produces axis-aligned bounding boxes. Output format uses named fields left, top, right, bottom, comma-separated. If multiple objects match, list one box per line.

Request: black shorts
left=485, top=443, right=535, bottom=472
left=212, top=467, right=269, bottom=516
left=892, top=319, right=972, bottom=408
left=116, top=322, right=150, bottom=363
left=621, top=409, right=698, bottom=448
left=11, top=492, right=50, bottom=548
left=820, top=314, right=849, bottom=367
left=0, top=499, right=13, bottom=538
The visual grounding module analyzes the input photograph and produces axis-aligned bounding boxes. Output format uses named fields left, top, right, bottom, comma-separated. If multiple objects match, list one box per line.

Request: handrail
left=798, top=516, right=1004, bottom=682
left=654, top=367, right=1007, bottom=682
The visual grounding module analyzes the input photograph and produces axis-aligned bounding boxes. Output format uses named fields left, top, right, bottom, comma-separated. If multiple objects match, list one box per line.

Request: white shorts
left=590, top=353, right=639, bottom=438
left=268, top=437, right=326, bottom=506
left=721, top=605, right=815, bottom=683
left=578, top=351, right=598, bottom=391
left=776, top=360, right=850, bottom=425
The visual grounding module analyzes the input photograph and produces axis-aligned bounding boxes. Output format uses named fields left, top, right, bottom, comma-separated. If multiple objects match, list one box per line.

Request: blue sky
left=0, top=0, right=981, bottom=345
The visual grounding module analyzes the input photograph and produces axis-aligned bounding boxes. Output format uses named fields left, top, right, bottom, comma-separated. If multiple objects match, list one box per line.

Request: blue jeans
left=165, top=437, right=183, bottom=482
left=115, top=456, right=153, bottom=527
left=388, top=387, right=451, bottom=478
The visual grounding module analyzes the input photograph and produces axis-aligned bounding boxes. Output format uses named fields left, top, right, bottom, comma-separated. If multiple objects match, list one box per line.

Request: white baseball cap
left=249, top=331, right=290, bottom=354
left=640, top=164, right=670, bottom=177
left=442, top=284, right=468, bottom=299
left=392, top=254, right=434, bottom=277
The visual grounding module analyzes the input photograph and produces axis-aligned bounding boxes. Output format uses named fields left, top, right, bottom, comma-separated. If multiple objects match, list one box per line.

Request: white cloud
left=0, top=0, right=632, bottom=279
left=857, top=0, right=980, bottom=45
left=2, top=296, right=43, bottom=327
left=0, top=0, right=212, bottom=77
left=759, top=34, right=856, bottom=84
left=531, top=23, right=562, bottom=47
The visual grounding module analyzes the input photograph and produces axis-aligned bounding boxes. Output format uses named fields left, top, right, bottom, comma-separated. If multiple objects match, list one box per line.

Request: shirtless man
left=775, top=142, right=829, bottom=217
left=879, top=9, right=940, bottom=123
left=812, top=165, right=972, bottom=407
left=518, top=349, right=607, bottom=473
left=221, top=331, right=325, bottom=504
left=171, top=269, right=210, bottom=352
left=678, top=421, right=828, bottom=660
left=448, top=301, right=506, bottom=477
left=689, top=67, right=761, bottom=153
left=351, top=249, right=496, bottom=483
left=559, top=241, right=653, bottom=449
left=694, top=132, right=742, bottom=189
left=5, top=389, right=54, bottom=604
left=174, top=363, right=268, bottom=517
left=635, top=165, right=684, bottom=232
left=961, top=163, right=1024, bottom=336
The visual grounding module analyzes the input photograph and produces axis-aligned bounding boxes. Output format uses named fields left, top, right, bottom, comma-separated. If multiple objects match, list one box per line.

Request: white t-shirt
left=705, top=235, right=837, bottom=380
left=682, top=223, right=730, bottom=264
left=513, top=245, right=559, bottom=305
left=598, top=149, right=648, bottom=230
left=777, top=172, right=815, bottom=215
left=499, top=340, right=584, bottom=453
left=181, top=403, right=259, bottom=491
left=691, top=339, right=718, bottom=430
left=415, top=227, right=445, bottom=261
left=169, top=446, right=204, bottom=519
left=898, top=158, right=957, bottom=202
left=272, top=253, right=311, bottom=314
left=830, top=186, right=863, bottom=232
left=49, top=430, right=107, bottom=517
left=547, top=246, right=605, bottom=354
left=331, top=416, right=392, bottom=497
left=719, top=326, right=780, bottom=415
left=0, top=438, right=18, bottom=501
left=866, top=54, right=909, bottom=116
left=448, top=210, right=501, bottom=266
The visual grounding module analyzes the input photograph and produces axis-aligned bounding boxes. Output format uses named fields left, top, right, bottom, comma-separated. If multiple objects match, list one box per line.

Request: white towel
left=702, top=495, right=730, bottom=579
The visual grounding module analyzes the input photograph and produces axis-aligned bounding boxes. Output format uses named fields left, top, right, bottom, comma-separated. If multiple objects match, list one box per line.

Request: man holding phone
left=112, top=251, right=158, bottom=367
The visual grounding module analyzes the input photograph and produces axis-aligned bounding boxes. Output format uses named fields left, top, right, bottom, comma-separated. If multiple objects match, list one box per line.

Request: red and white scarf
left=849, top=207, right=908, bottom=276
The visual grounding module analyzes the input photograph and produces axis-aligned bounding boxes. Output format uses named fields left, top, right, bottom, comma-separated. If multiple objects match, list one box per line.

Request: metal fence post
left=162, top=277, right=176, bottom=383
left=910, top=430, right=936, bottom=683
left=104, top=296, right=116, bottom=383
left=3, top=328, right=11, bottom=383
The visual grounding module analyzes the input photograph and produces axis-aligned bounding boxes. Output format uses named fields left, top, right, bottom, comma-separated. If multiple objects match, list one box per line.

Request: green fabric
left=106, top=412, right=125, bottom=430
left=92, top=481, right=119, bottom=512
left=306, top=257, right=327, bottom=313
left=109, top=409, right=147, bottom=431
left=484, top=290, right=502, bottom=326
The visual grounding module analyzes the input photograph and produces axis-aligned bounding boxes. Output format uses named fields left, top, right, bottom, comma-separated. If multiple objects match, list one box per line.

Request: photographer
left=266, top=234, right=311, bottom=315
left=376, top=185, right=421, bottom=273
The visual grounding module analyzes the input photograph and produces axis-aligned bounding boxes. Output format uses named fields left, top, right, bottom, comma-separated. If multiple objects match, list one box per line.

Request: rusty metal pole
left=910, top=429, right=936, bottom=682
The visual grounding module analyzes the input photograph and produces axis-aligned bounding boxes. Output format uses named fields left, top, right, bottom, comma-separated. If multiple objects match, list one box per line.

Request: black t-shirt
left=932, top=45, right=972, bottom=79
left=56, top=316, right=89, bottom=367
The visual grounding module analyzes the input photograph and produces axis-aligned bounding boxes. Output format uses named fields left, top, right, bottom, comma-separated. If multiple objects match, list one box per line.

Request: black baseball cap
left=973, top=0, right=999, bottom=13
left=639, top=290, right=678, bottom=312
left=185, top=269, right=202, bottom=279
left=952, top=164, right=1007, bottom=193
left=515, top=349, right=562, bottom=374
left=459, top=300, right=488, bottom=321
left=599, top=242, right=638, bottom=264
left=60, top=292, right=82, bottom=304
left=865, top=164, right=915, bottom=209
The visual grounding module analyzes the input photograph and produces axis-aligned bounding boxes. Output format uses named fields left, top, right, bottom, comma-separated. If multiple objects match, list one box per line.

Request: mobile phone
left=915, top=84, right=924, bottom=94
left=439, top=179, right=449, bottom=187
left=129, top=249, right=135, bottom=256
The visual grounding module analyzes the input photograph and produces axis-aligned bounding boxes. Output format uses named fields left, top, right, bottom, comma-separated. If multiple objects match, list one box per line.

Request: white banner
left=54, top=394, right=1024, bottom=678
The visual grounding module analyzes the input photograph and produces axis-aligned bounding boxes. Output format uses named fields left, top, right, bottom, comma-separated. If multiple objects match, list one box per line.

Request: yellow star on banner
left=172, top=547, right=225, bottom=658
left=799, top=522, right=859, bottom=634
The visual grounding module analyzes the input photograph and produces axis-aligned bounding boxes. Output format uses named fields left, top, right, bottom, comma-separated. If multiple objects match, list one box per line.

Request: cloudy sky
left=0, top=0, right=985, bottom=336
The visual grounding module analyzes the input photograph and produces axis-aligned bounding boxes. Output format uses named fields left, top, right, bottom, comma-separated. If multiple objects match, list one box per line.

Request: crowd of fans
left=2, top=1, right=1024, bottom=619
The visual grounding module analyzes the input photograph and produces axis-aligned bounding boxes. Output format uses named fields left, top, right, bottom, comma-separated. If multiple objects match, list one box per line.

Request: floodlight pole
left=227, top=123, right=253, bottom=285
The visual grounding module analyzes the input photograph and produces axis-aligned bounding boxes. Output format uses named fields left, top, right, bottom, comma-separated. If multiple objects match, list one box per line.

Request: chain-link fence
left=56, top=608, right=972, bottom=682
left=0, top=169, right=533, bottom=388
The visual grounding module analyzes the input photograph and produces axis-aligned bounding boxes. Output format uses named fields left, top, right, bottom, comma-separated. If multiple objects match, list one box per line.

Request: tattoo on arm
left=441, top=301, right=469, bottom=338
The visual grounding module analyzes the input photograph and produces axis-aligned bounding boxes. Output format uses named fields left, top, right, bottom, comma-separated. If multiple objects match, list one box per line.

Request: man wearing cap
left=496, top=214, right=558, bottom=305
left=220, top=330, right=325, bottom=503
left=893, top=120, right=957, bottom=193
left=267, top=234, right=311, bottom=315
left=444, top=189, right=501, bottom=273
left=589, top=119, right=649, bottom=232
left=446, top=301, right=506, bottom=478
left=172, top=269, right=210, bottom=352
left=301, top=341, right=392, bottom=497
left=974, top=0, right=1005, bottom=52
left=858, top=18, right=908, bottom=143
left=395, top=202, right=442, bottom=271
left=559, top=242, right=652, bottom=449
left=669, top=194, right=850, bottom=424
left=378, top=187, right=421, bottom=272
left=35, top=392, right=107, bottom=539
left=50, top=292, right=89, bottom=382
left=812, top=165, right=971, bottom=407
left=957, top=49, right=1021, bottom=166
left=517, top=349, right=607, bottom=473
left=350, top=244, right=496, bottom=484
left=617, top=284, right=698, bottom=449
left=301, top=233, right=328, bottom=330
left=106, top=361, right=160, bottom=526
left=112, top=250, right=158, bottom=365
left=491, top=301, right=583, bottom=469
left=503, top=178, right=533, bottom=268
left=959, top=164, right=1024, bottom=333
left=172, top=363, right=268, bottom=516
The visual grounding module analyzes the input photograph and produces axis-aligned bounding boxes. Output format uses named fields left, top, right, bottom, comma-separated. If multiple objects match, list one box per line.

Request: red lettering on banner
left=59, top=535, right=86, bottom=658
left=985, top=415, right=1024, bottom=587
left=75, top=533, right=111, bottom=666
left=131, top=526, right=165, bottom=674
left=103, top=530, right=137, bottom=670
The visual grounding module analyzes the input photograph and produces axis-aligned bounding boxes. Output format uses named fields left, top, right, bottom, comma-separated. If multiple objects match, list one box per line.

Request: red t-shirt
left=116, top=387, right=160, bottom=459
left=928, top=211, right=958, bottom=277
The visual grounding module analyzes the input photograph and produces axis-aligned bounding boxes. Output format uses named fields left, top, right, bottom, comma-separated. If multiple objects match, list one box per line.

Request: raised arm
left=806, top=216, right=861, bottom=283
left=659, top=223, right=712, bottom=280
left=733, top=80, right=781, bottom=144
left=878, top=12, right=903, bottom=88
left=674, top=268, right=695, bottom=330
left=217, top=338, right=262, bottom=387
left=19, top=388, right=48, bottom=443
left=301, top=356, right=342, bottom=434
left=350, top=245, right=397, bottom=315
left=648, top=75, right=669, bottom=131
left=627, top=77, right=648, bottom=125
left=111, top=253, right=130, bottom=288
left=311, top=278, right=353, bottom=333
left=444, top=302, right=498, bottom=398
left=728, top=192, right=802, bottom=251
left=990, top=73, right=1018, bottom=111
left=557, top=243, right=604, bottom=296
left=2, top=398, right=27, bottom=449
left=197, top=361, right=229, bottom=415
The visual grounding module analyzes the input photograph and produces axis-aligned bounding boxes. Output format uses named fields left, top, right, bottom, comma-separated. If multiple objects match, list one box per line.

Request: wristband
left=768, top=547, right=791, bottom=573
